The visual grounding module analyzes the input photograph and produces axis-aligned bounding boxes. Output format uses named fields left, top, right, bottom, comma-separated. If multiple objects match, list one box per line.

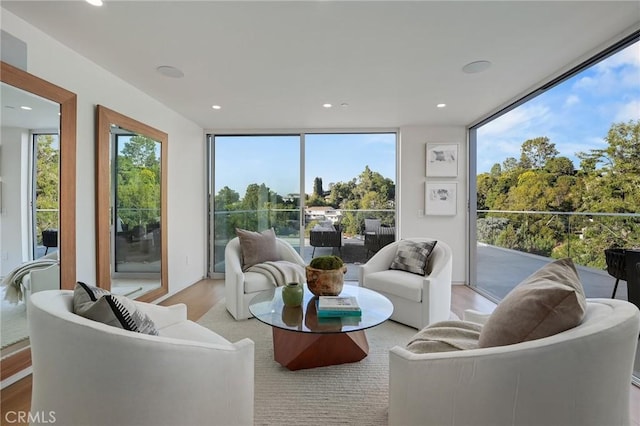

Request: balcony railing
left=211, top=208, right=396, bottom=275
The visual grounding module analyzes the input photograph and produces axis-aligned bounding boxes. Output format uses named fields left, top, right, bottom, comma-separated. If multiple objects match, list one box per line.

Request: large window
left=31, top=132, right=59, bottom=259
left=469, top=34, right=639, bottom=381
left=207, top=132, right=397, bottom=279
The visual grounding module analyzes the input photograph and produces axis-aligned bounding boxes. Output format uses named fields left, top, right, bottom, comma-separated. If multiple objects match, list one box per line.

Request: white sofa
left=225, top=236, right=306, bottom=320
left=359, top=238, right=452, bottom=329
left=28, top=290, right=254, bottom=426
left=389, top=298, right=640, bottom=426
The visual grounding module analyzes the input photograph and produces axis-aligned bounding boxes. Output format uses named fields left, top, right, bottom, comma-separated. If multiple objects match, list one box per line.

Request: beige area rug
left=1, top=286, right=28, bottom=349
left=197, top=300, right=418, bottom=426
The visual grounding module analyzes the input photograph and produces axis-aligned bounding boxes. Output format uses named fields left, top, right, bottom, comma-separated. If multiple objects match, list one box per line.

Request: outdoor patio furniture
left=364, top=225, right=395, bottom=258
left=605, top=248, right=627, bottom=298
left=42, top=229, right=58, bottom=254
left=310, top=224, right=343, bottom=257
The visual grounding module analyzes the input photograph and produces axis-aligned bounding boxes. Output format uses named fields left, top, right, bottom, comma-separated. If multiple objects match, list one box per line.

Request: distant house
left=304, top=206, right=342, bottom=224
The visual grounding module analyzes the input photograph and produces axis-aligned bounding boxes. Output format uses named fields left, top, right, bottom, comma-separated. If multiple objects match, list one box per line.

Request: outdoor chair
left=310, top=223, right=343, bottom=257
left=605, top=248, right=626, bottom=298
left=364, top=225, right=395, bottom=258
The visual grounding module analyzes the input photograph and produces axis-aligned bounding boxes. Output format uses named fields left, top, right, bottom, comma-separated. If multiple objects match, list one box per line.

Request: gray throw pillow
left=73, top=282, right=159, bottom=335
left=389, top=240, right=437, bottom=275
left=478, top=258, right=586, bottom=348
left=236, top=227, right=279, bottom=271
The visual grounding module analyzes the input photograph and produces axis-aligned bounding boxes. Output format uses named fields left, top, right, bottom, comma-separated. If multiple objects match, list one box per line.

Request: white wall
left=399, top=125, right=468, bottom=284
left=0, top=126, right=28, bottom=275
left=1, top=10, right=206, bottom=295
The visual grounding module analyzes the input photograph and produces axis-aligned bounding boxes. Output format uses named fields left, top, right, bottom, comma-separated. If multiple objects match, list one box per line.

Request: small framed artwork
left=425, top=182, right=457, bottom=216
left=426, top=143, right=458, bottom=177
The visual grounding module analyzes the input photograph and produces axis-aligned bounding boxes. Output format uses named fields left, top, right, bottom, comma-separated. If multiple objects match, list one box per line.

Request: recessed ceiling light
left=462, top=60, right=492, bottom=74
left=322, top=103, right=333, bottom=108
left=436, top=103, right=446, bottom=108
left=156, top=65, right=184, bottom=78
left=86, top=0, right=103, bottom=6
left=340, top=103, right=349, bottom=108
left=20, top=106, right=32, bottom=111
left=212, top=105, right=222, bottom=110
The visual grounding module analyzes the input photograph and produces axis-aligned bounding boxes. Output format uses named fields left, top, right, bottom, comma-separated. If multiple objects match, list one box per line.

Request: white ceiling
left=1, top=82, right=60, bottom=129
left=2, top=1, right=639, bottom=130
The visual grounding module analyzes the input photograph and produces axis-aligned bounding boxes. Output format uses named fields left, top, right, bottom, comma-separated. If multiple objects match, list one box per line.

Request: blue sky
left=215, top=133, right=396, bottom=196
left=477, top=41, right=639, bottom=173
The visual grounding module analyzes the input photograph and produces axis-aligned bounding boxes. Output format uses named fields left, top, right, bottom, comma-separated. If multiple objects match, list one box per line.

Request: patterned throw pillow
left=73, top=282, right=159, bottom=335
left=389, top=240, right=438, bottom=275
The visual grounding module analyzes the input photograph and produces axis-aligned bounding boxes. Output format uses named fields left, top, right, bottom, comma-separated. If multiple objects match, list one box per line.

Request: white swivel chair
left=359, top=238, right=452, bottom=329
left=389, top=299, right=640, bottom=426
left=225, top=236, right=306, bottom=320
left=28, top=290, right=254, bottom=426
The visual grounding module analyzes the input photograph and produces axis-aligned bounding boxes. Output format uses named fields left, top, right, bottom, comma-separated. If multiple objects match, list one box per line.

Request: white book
left=318, top=296, right=361, bottom=311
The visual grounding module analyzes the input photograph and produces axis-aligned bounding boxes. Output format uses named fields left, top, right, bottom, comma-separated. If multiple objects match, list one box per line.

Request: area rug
left=1, top=286, right=28, bottom=349
left=197, top=300, right=417, bottom=426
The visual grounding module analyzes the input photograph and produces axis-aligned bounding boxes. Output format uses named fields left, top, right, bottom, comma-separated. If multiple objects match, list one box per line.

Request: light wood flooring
left=1, top=281, right=638, bottom=426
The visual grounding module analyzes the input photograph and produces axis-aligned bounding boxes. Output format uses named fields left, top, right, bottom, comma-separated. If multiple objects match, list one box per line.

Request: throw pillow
left=236, top=228, right=279, bottom=271
left=478, top=258, right=586, bottom=348
left=406, top=320, right=482, bottom=353
left=73, top=282, right=159, bottom=335
left=389, top=240, right=438, bottom=275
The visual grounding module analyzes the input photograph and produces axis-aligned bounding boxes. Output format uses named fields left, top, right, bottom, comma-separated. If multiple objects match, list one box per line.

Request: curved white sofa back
left=28, top=290, right=254, bottom=426
left=389, top=298, right=640, bottom=426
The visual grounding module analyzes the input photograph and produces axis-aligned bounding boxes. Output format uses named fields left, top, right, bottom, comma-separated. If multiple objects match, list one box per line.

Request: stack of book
left=317, top=296, right=362, bottom=318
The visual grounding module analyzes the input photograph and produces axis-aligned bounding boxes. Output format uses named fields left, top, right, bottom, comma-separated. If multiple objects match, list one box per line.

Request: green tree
left=35, top=135, right=59, bottom=242
left=313, top=177, right=324, bottom=197
left=519, top=137, right=558, bottom=169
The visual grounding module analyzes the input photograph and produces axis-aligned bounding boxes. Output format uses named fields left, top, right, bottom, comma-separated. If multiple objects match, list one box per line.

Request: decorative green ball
left=309, top=255, right=344, bottom=270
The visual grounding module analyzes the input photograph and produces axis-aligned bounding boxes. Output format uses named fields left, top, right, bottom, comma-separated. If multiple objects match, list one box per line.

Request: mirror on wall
left=96, top=105, right=167, bottom=302
left=0, top=61, right=76, bottom=379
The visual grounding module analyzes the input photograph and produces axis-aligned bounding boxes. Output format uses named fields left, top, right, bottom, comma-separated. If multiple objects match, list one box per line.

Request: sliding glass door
left=209, top=135, right=301, bottom=274
left=207, top=131, right=397, bottom=279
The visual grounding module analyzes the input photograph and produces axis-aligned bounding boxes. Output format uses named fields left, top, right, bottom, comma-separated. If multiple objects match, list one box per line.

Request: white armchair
left=359, top=238, right=452, bottom=329
left=225, top=236, right=306, bottom=320
left=389, top=299, right=640, bottom=426
left=28, top=290, right=254, bottom=426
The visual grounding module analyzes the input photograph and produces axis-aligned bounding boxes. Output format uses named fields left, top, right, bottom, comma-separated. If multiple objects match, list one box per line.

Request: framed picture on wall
left=426, top=143, right=458, bottom=177
left=425, top=182, right=457, bottom=216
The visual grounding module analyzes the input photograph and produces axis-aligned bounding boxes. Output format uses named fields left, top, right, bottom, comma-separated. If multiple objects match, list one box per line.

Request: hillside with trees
left=214, top=165, right=395, bottom=241
left=477, top=120, right=639, bottom=269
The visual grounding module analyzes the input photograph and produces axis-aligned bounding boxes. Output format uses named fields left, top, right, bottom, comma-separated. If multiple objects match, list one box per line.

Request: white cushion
left=364, top=269, right=422, bottom=302
left=243, top=271, right=278, bottom=293
left=159, top=321, right=232, bottom=345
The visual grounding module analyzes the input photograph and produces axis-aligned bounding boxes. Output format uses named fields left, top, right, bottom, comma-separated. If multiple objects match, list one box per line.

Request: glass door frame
left=206, top=129, right=398, bottom=279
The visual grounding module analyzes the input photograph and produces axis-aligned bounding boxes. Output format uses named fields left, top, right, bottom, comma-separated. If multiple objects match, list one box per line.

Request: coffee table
left=249, top=284, right=393, bottom=370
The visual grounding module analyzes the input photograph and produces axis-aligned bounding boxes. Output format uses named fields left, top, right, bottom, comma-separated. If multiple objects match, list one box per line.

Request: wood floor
left=1, top=281, right=638, bottom=426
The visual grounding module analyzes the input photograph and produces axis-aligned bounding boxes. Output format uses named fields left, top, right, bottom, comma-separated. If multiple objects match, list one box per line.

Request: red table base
left=272, top=327, right=369, bottom=370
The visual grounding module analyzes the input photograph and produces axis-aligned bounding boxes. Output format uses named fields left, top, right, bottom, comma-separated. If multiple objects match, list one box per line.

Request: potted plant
left=306, top=255, right=347, bottom=296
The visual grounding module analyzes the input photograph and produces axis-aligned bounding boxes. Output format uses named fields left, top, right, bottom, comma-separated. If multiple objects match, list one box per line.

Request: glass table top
left=248, top=284, right=393, bottom=334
